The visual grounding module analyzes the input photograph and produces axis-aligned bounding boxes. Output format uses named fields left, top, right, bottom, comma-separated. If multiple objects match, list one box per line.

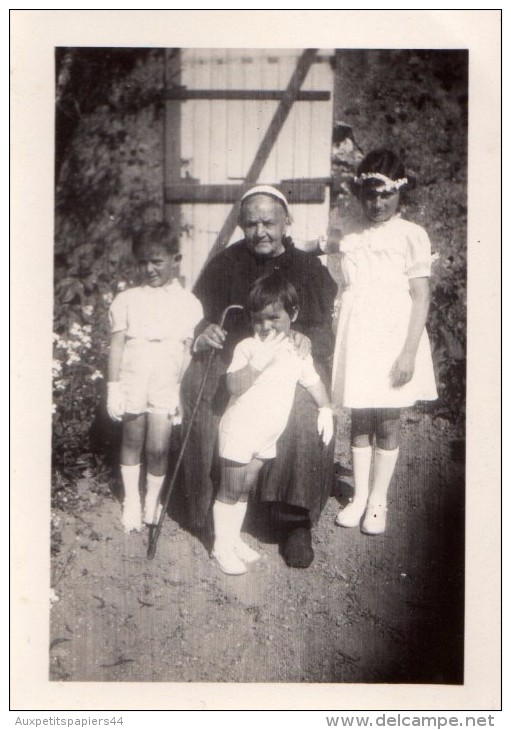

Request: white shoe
left=144, top=500, right=163, bottom=525
left=212, top=544, right=248, bottom=575
left=335, top=499, right=367, bottom=528
left=234, top=537, right=261, bottom=563
left=121, top=500, right=143, bottom=533
left=361, top=501, right=387, bottom=535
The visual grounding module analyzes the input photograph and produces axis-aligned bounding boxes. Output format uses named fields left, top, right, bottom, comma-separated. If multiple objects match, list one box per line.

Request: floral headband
left=353, top=172, right=408, bottom=193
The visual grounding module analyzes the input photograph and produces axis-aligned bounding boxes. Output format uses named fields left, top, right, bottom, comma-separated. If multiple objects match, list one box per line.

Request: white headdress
left=240, top=185, right=290, bottom=215
left=353, top=172, right=408, bottom=193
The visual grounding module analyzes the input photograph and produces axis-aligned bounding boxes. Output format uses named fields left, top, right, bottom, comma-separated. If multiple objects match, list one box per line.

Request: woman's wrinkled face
left=361, top=182, right=400, bottom=223
left=239, top=195, right=288, bottom=258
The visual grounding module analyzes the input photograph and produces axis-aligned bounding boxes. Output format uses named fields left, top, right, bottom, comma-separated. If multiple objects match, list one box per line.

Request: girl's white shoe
left=212, top=545, right=248, bottom=575
left=121, top=500, right=143, bottom=533
left=361, top=501, right=387, bottom=535
left=233, top=538, right=261, bottom=563
left=335, top=499, right=367, bottom=528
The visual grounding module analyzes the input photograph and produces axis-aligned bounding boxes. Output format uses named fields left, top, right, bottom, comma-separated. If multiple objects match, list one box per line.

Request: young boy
left=213, top=272, right=334, bottom=575
left=107, top=222, right=203, bottom=532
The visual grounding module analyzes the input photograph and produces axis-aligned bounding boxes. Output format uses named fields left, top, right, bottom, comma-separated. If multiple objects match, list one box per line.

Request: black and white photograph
left=11, top=10, right=501, bottom=712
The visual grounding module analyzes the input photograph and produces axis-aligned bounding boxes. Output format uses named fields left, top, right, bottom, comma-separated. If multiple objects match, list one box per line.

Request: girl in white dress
left=106, top=223, right=203, bottom=532
left=329, top=150, right=438, bottom=535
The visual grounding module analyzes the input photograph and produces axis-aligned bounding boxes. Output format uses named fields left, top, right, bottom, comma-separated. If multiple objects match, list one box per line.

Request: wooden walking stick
left=147, top=304, right=244, bottom=559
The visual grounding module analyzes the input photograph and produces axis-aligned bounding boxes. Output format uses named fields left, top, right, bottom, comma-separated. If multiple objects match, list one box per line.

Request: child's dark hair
left=247, top=272, right=299, bottom=319
left=132, top=221, right=180, bottom=260
left=351, top=149, right=416, bottom=195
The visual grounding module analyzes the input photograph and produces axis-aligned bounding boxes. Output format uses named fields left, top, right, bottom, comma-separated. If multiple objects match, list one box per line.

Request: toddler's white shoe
left=361, top=501, right=387, bottom=535
left=335, top=499, right=367, bottom=528
left=212, top=544, right=248, bottom=575
left=121, top=500, right=143, bottom=533
left=234, top=538, right=261, bottom=564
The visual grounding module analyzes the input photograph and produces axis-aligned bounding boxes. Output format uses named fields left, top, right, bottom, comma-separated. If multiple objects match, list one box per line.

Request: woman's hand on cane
left=194, top=324, right=226, bottom=351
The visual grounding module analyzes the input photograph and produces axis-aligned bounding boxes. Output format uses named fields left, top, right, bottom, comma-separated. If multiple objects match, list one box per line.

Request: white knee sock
left=335, top=445, right=372, bottom=527
left=232, top=501, right=260, bottom=562
left=144, top=473, right=165, bottom=524
left=351, top=445, right=372, bottom=506
left=212, top=501, right=247, bottom=575
left=120, top=463, right=141, bottom=503
left=370, top=447, right=399, bottom=504
left=120, top=464, right=142, bottom=532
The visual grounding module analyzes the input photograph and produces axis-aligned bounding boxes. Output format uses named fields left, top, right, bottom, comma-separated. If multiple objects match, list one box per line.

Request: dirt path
left=50, top=411, right=464, bottom=684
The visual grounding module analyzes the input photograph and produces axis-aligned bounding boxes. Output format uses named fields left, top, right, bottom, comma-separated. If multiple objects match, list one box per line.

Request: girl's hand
left=317, top=406, right=334, bottom=446
left=390, top=351, right=415, bottom=388
left=194, top=324, right=226, bottom=351
left=107, top=381, right=125, bottom=422
left=251, top=331, right=287, bottom=371
left=288, top=330, right=311, bottom=359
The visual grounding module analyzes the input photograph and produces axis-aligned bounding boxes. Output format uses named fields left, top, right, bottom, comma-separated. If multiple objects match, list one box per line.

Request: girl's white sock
left=351, top=445, right=372, bottom=505
left=369, top=447, right=399, bottom=504
left=144, top=473, right=165, bottom=524
left=335, top=445, right=372, bottom=528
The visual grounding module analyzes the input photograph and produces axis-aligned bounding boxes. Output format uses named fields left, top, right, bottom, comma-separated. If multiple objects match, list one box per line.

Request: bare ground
left=50, top=410, right=464, bottom=684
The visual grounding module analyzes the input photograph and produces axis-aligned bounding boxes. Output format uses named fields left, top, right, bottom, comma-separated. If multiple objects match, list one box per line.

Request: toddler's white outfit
left=219, top=337, right=320, bottom=463
left=109, top=279, right=203, bottom=415
left=331, top=214, right=438, bottom=409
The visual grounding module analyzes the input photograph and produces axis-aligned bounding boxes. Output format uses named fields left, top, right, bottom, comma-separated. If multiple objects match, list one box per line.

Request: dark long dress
left=180, top=237, right=338, bottom=529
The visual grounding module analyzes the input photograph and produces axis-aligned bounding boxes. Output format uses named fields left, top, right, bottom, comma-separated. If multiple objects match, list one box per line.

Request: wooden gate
left=164, top=48, right=334, bottom=287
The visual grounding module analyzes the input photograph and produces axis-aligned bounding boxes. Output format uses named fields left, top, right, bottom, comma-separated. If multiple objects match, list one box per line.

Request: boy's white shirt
left=109, top=278, right=203, bottom=343
left=226, top=336, right=320, bottom=411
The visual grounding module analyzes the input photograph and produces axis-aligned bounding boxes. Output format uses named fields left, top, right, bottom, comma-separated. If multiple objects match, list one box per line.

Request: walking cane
left=146, top=304, right=244, bottom=559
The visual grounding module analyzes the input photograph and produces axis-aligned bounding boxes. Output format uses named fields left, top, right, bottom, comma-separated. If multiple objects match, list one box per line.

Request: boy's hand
left=251, top=331, right=287, bottom=372
left=317, top=406, right=334, bottom=446
left=288, top=330, right=311, bottom=359
left=107, top=382, right=125, bottom=422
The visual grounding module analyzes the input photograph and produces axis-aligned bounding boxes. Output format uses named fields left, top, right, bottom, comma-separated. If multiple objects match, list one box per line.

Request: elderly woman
left=181, top=185, right=337, bottom=568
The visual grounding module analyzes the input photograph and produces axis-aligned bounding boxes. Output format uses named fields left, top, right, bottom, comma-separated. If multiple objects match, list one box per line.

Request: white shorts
left=218, top=403, right=288, bottom=464
left=119, top=339, right=181, bottom=415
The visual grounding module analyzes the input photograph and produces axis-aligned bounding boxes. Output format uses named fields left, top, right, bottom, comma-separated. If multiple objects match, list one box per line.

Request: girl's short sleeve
left=405, top=224, right=435, bottom=279
left=298, top=354, right=321, bottom=389
left=108, top=292, right=129, bottom=333
left=226, top=339, right=253, bottom=374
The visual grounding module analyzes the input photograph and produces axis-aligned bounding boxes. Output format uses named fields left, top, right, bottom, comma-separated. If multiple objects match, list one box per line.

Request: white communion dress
left=331, top=214, right=438, bottom=409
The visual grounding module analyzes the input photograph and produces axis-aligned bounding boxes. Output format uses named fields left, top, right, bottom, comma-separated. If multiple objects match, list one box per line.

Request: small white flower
left=55, top=380, right=66, bottom=391
left=117, top=281, right=127, bottom=291
left=82, top=305, right=94, bottom=316
left=70, top=322, right=82, bottom=336
left=90, top=370, right=103, bottom=381
left=49, top=588, right=59, bottom=604
left=51, top=403, right=57, bottom=414
left=66, top=352, right=80, bottom=365
left=52, top=359, right=62, bottom=376
left=103, top=292, right=113, bottom=305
